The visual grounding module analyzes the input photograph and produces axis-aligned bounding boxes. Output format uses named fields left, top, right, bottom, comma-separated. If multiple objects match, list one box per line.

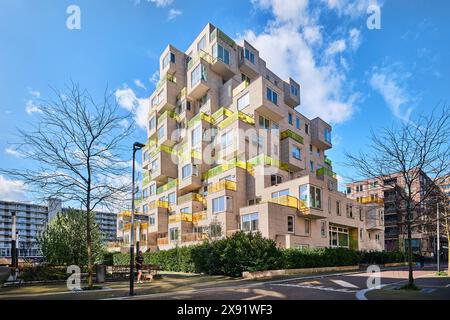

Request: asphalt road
left=125, top=266, right=450, bottom=300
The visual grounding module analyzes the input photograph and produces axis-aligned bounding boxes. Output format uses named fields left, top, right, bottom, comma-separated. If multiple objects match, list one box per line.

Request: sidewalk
left=366, top=270, right=450, bottom=300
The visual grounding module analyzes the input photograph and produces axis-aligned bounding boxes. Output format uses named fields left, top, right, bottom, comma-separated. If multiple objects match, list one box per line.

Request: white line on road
left=331, top=280, right=359, bottom=289
left=272, top=283, right=357, bottom=294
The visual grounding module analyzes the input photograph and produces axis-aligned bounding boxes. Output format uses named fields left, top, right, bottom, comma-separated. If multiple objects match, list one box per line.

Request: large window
left=324, top=128, right=332, bottom=144
left=272, top=189, right=289, bottom=198
left=143, top=204, right=149, bottom=214
left=237, top=92, right=250, bottom=110
left=346, top=204, right=353, bottom=218
left=149, top=116, right=156, bottom=130
left=151, top=159, right=159, bottom=172
left=149, top=183, right=156, bottom=196
left=270, top=174, right=282, bottom=186
left=288, top=113, right=293, bottom=125
left=192, top=126, right=201, bottom=146
left=296, top=117, right=300, bottom=130
left=321, top=221, right=327, bottom=237
left=182, top=164, right=192, bottom=179
left=157, top=125, right=165, bottom=140
left=290, top=84, right=299, bottom=96
left=241, top=213, right=259, bottom=232
left=309, top=185, right=322, bottom=209
left=143, top=187, right=149, bottom=198
left=197, top=35, right=206, bottom=51
left=304, top=219, right=310, bottom=235
left=266, top=87, right=278, bottom=105
left=168, top=192, right=176, bottom=205
left=259, top=116, right=270, bottom=130
left=244, top=48, right=255, bottom=63
left=221, top=130, right=234, bottom=149
left=191, top=64, right=207, bottom=86
left=287, top=216, right=294, bottom=233
left=329, top=225, right=349, bottom=248
left=169, top=227, right=179, bottom=241
left=212, top=196, right=226, bottom=213
left=292, top=146, right=301, bottom=160
left=162, top=52, right=175, bottom=69
left=213, top=44, right=230, bottom=65
left=149, top=214, right=156, bottom=226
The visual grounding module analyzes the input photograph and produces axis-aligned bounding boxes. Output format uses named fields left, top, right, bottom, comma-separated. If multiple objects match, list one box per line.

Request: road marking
left=300, top=280, right=322, bottom=285
left=331, top=280, right=359, bottom=289
left=445, top=284, right=450, bottom=288
left=272, top=283, right=357, bottom=293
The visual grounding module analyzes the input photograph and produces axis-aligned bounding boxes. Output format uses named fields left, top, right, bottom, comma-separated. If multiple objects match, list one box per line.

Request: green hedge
left=111, top=232, right=407, bottom=277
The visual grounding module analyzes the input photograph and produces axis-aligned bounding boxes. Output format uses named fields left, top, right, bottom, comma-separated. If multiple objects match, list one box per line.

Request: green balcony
left=156, top=179, right=178, bottom=195
left=210, top=28, right=236, bottom=48
left=156, top=72, right=176, bottom=91
left=316, top=167, right=337, bottom=179
left=280, top=129, right=304, bottom=145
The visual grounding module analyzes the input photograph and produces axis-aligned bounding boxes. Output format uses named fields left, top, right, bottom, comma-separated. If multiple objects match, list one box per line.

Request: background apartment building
left=0, top=198, right=118, bottom=261
left=120, top=23, right=384, bottom=253
left=347, top=171, right=443, bottom=255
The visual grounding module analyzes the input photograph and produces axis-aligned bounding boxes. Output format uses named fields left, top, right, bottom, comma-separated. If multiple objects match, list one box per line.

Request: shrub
left=20, top=265, right=68, bottom=282
left=282, top=247, right=361, bottom=269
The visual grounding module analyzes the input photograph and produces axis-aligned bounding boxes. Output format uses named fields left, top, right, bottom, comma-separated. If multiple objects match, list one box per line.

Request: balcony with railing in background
left=208, top=180, right=237, bottom=194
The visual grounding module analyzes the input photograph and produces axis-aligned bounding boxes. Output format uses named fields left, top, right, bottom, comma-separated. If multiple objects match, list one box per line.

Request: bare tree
left=1, top=83, right=135, bottom=288
left=345, top=106, right=450, bottom=288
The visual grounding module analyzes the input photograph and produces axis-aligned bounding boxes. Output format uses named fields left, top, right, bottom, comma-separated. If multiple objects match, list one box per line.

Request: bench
left=110, top=264, right=162, bottom=280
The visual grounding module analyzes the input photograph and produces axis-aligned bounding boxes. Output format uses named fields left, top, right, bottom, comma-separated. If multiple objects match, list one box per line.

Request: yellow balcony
left=358, top=197, right=384, bottom=205
left=157, top=237, right=168, bottom=246
left=269, top=195, right=307, bottom=211
left=178, top=193, right=205, bottom=205
left=192, top=211, right=207, bottom=222
left=181, top=233, right=208, bottom=243
left=207, top=180, right=237, bottom=194
left=149, top=200, right=170, bottom=210
left=169, top=213, right=193, bottom=224
left=232, top=80, right=250, bottom=97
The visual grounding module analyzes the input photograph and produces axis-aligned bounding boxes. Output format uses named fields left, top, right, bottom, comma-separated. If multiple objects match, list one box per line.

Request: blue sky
left=0, top=0, right=449, bottom=202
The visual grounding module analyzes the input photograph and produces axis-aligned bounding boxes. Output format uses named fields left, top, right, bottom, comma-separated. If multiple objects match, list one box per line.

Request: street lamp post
left=129, top=142, right=145, bottom=296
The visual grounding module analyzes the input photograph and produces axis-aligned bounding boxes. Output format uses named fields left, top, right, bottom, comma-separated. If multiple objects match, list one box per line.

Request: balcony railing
left=208, top=180, right=237, bottom=194
left=169, top=213, right=193, bottom=223
left=149, top=144, right=177, bottom=159
left=324, top=156, right=332, bottom=167
left=247, top=154, right=289, bottom=171
left=187, top=49, right=216, bottom=70
left=192, top=211, right=207, bottom=222
left=149, top=200, right=170, bottom=210
left=158, top=110, right=181, bottom=123
left=156, top=179, right=178, bottom=195
left=269, top=195, right=308, bottom=212
left=358, top=196, right=384, bottom=205
left=157, top=237, right=169, bottom=246
left=181, top=232, right=208, bottom=243
left=202, top=157, right=247, bottom=180
left=210, top=28, right=236, bottom=48
left=187, top=111, right=214, bottom=128
left=178, top=193, right=205, bottom=205
left=156, top=72, right=176, bottom=91
left=316, top=167, right=337, bottom=179
left=280, top=129, right=304, bottom=145
left=232, top=80, right=250, bottom=97
left=217, top=111, right=255, bottom=129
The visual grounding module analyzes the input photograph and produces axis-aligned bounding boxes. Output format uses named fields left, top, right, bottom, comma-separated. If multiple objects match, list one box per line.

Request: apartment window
left=329, top=225, right=349, bottom=248
left=244, top=48, right=255, bottom=64
left=328, top=197, right=332, bottom=214
left=360, top=229, right=364, bottom=241
left=143, top=204, right=149, bottom=214
left=266, top=87, right=278, bottom=105
left=180, top=207, right=190, bottom=214
left=191, top=64, right=207, bottom=86
left=309, top=144, right=313, bottom=153
left=310, top=161, right=314, bottom=173
left=149, top=183, right=156, bottom=196
left=143, top=187, right=149, bottom=199
left=169, top=227, right=179, bottom=241
left=197, top=35, right=206, bottom=51
left=182, top=164, right=192, bottom=179
left=270, top=175, right=282, bottom=186
left=346, top=204, right=353, bottom=218
left=198, top=94, right=208, bottom=108
left=288, top=113, right=293, bottom=125
left=149, top=116, right=156, bottom=130
left=305, top=219, right=311, bottom=235
left=356, top=185, right=364, bottom=192
left=272, top=189, right=289, bottom=198
left=157, top=125, right=165, bottom=140
left=305, top=123, right=309, bottom=135
left=309, top=185, right=322, bottom=209
left=292, top=146, right=301, bottom=160
left=192, top=126, right=201, bottom=146
left=221, top=130, right=234, bottom=149
left=324, top=128, right=332, bottom=144
left=149, top=214, right=155, bottom=225
left=237, top=92, right=250, bottom=110
left=162, top=52, right=175, bottom=69
left=287, top=216, right=294, bottom=233
left=212, top=196, right=225, bottom=213
left=151, top=159, right=159, bottom=172
left=213, top=44, right=230, bottom=65
left=296, top=117, right=300, bottom=130
left=359, top=208, right=363, bottom=221
left=316, top=148, right=321, bottom=158
left=346, top=187, right=352, bottom=194
left=241, top=213, right=259, bottom=232
left=290, top=84, right=299, bottom=96
left=143, top=150, right=149, bottom=162
left=259, top=116, right=270, bottom=130
left=168, top=192, right=176, bottom=205
left=321, top=221, right=327, bottom=237
left=271, top=122, right=279, bottom=134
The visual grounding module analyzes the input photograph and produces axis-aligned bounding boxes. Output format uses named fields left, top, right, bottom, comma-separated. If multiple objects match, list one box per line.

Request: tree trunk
left=86, top=186, right=93, bottom=289
left=406, top=202, right=414, bottom=287
left=445, top=210, right=449, bottom=275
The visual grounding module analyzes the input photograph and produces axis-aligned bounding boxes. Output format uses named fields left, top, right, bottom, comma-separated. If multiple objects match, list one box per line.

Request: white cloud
left=25, top=100, right=42, bottom=115
left=369, top=70, right=413, bottom=122
left=134, top=79, right=147, bottom=90
left=5, top=148, right=23, bottom=158
left=115, top=85, right=149, bottom=129
left=149, top=70, right=160, bottom=84
left=149, top=0, right=173, bottom=7
left=29, top=89, right=41, bottom=98
left=323, top=0, right=381, bottom=18
left=168, top=9, right=182, bottom=21
left=241, top=0, right=378, bottom=124
left=0, top=175, right=27, bottom=202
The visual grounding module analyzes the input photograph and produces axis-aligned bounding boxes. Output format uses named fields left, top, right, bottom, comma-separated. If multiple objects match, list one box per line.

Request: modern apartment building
left=0, top=200, right=47, bottom=260
left=0, top=198, right=118, bottom=260
left=437, top=175, right=450, bottom=200
left=346, top=171, right=441, bottom=255
left=121, top=23, right=384, bottom=252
